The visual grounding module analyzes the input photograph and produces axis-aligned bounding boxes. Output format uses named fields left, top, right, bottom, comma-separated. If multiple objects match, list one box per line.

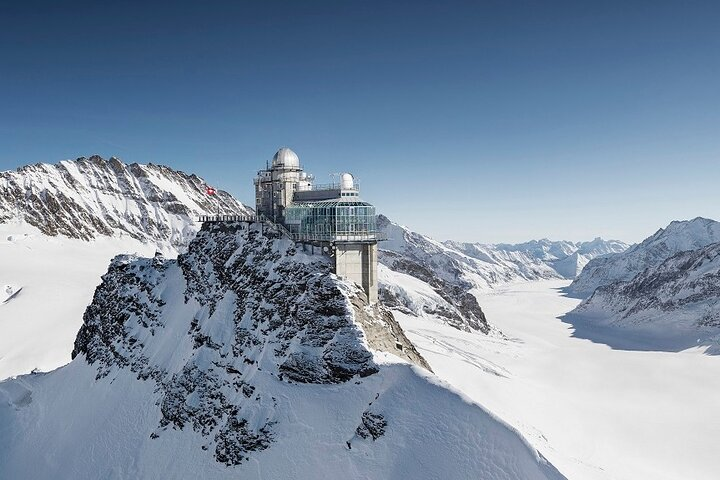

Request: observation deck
left=197, top=214, right=384, bottom=244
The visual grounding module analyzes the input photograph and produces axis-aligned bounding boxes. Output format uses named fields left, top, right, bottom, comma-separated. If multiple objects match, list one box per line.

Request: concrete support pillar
left=334, top=242, right=378, bottom=304
left=365, top=243, right=378, bottom=303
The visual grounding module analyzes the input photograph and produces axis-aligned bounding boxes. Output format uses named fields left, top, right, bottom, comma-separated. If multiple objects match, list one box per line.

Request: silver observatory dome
left=271, top=147, right=300, bottom=169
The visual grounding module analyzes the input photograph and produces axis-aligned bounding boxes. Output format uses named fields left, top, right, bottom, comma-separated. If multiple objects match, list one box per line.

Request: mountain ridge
left=575, top=240, right=720, bottom=329
left=0, top=155, right=250, bottom=248
left=568, top=217, right=720, bottom=296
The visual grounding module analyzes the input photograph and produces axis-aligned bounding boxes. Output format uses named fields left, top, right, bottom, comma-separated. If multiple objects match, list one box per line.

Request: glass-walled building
left=285, top=199, right=378, bottom=242
left=250, top=147, right=379, bottom=303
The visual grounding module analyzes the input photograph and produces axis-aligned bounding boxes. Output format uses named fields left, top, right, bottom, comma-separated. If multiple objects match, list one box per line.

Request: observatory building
left=254, top=147, right=379, bottom=302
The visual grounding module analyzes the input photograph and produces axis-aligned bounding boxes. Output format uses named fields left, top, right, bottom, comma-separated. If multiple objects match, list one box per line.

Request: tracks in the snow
left=409, top=329, right=512, bottom=378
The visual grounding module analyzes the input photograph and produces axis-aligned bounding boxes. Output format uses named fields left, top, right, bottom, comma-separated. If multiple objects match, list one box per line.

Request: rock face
left=0, top=155, right=250, bottom=248
left=574, top=241, right=720, bottom=331
left=0, top=221, right=566, bottom=480
left=378, top=215, right=627, bottom=333
left=569, top=217, right=720, bottom=296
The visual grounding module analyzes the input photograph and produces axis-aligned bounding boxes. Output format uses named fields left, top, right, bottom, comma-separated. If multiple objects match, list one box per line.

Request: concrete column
left=334, top=242, right=378, bottom=304
left=366, top=243, right=378, bottom=303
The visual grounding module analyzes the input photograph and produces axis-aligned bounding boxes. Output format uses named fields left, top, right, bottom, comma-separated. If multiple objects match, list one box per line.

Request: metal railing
left=288, top=232, right=386, bottom=243
left=271, top=221, right=296, bottom=239
left=198, top=214, right=259, bottom=223
left=198, top=215, right=385, bottom=243
left=294, top=182, right=358, bottom=191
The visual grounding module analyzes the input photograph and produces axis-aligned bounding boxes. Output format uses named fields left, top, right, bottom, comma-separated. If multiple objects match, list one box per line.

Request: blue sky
left=1, top=1, right=719, bottom=243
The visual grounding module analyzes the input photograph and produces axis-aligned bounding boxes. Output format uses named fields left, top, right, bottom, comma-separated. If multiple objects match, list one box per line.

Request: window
left=285, top=200, right=377, bottom=241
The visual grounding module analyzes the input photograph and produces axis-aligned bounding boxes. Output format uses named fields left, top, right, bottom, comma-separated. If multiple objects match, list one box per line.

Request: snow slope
left=569, top=217, right=720, bottom=295
left=0, top=222, right=565, bottom=480
left=378, top=215, right=491, bottom=333
left=397, top=280, right=720, bottom=480
left=0, top=222, right=163, bottom=380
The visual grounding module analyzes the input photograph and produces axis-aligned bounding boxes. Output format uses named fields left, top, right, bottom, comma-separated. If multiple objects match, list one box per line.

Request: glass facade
left=285, top=200, right=378, bottom=242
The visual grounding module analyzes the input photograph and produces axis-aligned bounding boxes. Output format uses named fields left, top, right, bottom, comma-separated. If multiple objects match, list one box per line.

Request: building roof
left=288, top=199, right=374, bottom=208
left=272, top=147, right=300, bottom=168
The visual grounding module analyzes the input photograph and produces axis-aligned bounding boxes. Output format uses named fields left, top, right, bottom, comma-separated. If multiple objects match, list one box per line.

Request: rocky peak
left=0, top=220, right=566, bottom=480
left=71, top=221, right=429, bottom=464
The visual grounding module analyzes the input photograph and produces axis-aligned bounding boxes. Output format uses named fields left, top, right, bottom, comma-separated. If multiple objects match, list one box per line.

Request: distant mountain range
left=448, top=236, right=629, bottom=280
left=377, top=214, right=628, bottom=332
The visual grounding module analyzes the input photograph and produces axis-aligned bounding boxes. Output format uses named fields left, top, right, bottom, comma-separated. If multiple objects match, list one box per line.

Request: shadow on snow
left=555, top=286, right=720, bottom=356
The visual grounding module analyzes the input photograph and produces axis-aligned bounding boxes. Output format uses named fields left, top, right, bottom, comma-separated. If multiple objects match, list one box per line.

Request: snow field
left=397, top=280, right=720, bottom=480
left=0, top=222, right=167, bottom=380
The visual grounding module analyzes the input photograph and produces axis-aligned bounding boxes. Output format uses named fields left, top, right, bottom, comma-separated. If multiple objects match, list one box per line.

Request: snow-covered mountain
left=378, top=216, right=491, bottom=333
left=0, top=222, right=565, bottom=480
left=450, top=237, right=629, bottom=280
left=0, top=156, right=251, bottom=380
left=0, top=155, right=250, bottom=248
left=574, top=241, right=720, bottom=336
left=378, top=215, right=627, bottom=332
left=568, top=217, right=720, bottom=296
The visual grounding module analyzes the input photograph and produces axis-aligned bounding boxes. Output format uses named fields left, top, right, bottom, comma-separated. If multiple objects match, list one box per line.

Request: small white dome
left=272, top=147, right=300, bottom=168
left=340, top=173, right=355, bottom=190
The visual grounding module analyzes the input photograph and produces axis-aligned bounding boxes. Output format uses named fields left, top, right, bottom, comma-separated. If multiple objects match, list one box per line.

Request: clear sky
left=1, top=1, right=719, bottom=244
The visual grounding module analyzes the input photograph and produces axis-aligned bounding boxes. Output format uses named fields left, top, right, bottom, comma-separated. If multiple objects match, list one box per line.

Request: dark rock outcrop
left=356, top=411, right=387, bottom=440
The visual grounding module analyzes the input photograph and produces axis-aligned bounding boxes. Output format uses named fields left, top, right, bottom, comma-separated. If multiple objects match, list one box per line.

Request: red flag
left=206, top=186, right=216, bottom=196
